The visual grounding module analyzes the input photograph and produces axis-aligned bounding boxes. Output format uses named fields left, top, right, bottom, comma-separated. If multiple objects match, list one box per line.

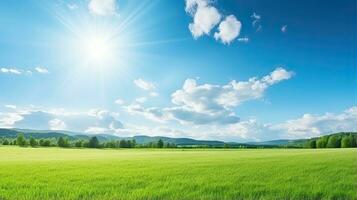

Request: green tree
left=57, top=137, right=66, bottom=147
left=88, top=136, right=99, bottom=148
left=327, top=135, right=341, bottom=148
left=349, top=134, right=356, bottom=147
left=105, top=141, right=116, bottom=148
left=316, top=137, right=328, bottom=148
left=131, top=140, right=136, bottom=148
left=29, top=137, right=37, bottom=147
left=341, top=136, right=351, bottom=148
left=39, top=139, right=51, bottom=147
left=2, top=139, right=9, bottom=145
left=75, top=140, right=83, bottom=148
left=16, top=134, right=27, bottom=147
left=157, top=139, right=164, bottom=148
left=309, top=140, right=316, bottom=148
left=119, top=140, right=126, bottom=148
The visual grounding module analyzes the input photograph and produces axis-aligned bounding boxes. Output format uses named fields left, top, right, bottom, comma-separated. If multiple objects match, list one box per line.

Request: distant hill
left=0, top=128, right=228, bottom=146
left=0, top=128, right=122, bottom=142
left=250, top=132, right=357, bottom=147
left=129, top=135, right=226, bottom=146
left=247, top=139, right=307, bottom=146
left=0, top=128, right=356, bottom=147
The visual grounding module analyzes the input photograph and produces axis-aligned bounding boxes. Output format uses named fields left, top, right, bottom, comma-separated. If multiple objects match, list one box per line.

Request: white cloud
left=0, top=113, right=23, bottom=128
left=186, top=0, right=221, bottom=38
left=114, top=98, right=125, bottom=105
left=135, top=97, right=147, bottom=103
left=149, top=92, right=159, bottom=97
left=49, top=118, right=66, bottom=130
left=187, top=106, right=357, bottom=142
left=124, top=103, right=168, bottom=123
left=4, top=105, right=16, bottom=109
left=271, top=106, right=357, bottom=139
left=214, top=15, right=241, bottom=44
left=281, top=25, right=287, bottom=33
left=185, top=0, right=244, bottom=45
left=237, top=37, right=249, bottom=43
left=134, top=78, right=156, bottom=90
left=35, top=67, right=49, bottom=74
left=1, top=67, right=50, bottom=75
left=1, top=68, right=21, bottom=74
left=1, top=104, right=355, bottom=142
left=0, top=106, right=123, bottom=132
left=173, top=67, right=294, bottom=111
left=262, top=67, right=294, bottom=84
left=88, top=0, right=117, bottom=16
left=125, top=68, right=294, bottom=125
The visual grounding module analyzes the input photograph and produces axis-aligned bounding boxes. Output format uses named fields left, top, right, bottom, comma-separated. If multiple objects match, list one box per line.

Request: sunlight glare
left=80, top=32, right=115, bottom=66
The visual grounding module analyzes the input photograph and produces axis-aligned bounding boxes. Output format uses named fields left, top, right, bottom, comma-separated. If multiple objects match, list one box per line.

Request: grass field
left=0, top=147, right=356, bottom=200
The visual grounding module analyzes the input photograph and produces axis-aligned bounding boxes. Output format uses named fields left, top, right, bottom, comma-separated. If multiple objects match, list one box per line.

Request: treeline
left=0, top=134, right=177, bottom=149
left=303, top=133, right=357, bottom=148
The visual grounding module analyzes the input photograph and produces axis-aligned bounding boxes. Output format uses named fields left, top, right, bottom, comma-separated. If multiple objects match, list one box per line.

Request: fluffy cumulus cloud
left=185, top=106, right=357, bottom=142
left=88, top=0, right=117, bottom=16
left=0, top=113, right=23, bottom=128
left=0, top=106, right=123, bottom=133
left=173, top=67, right=293, bottom=110
left=271, top=107, right=357, bottom=139
left=125, top=68, right=294, bottom=125
left=186, top=0, right=221, bottom=38
left=134, top=78, right=156, bottom=90
left=185, top=0, right=242, bottom=44
left=214, top=15, right=242, bottom=44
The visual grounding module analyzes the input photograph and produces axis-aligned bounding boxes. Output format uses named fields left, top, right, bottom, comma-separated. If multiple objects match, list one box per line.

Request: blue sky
left=0, top=0, right=356, bottom=141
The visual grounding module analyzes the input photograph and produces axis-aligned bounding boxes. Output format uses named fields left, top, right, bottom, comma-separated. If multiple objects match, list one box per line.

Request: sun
left=87, top=37, right=110, bottom=61
left=78, top=31, right=115, bottom=66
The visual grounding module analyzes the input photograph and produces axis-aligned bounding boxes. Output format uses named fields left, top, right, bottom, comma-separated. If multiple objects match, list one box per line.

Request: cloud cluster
left=177, top=106, right=357, bottom=142
left=0, top=68, right=21, bottom=74
left=0, top=67, right=49, bottom=75
left=185, top=0, right=242, bottom=44
left=125, top=68, right=294, bottom=125
left=271, top=107, right=357, bottom=139
left=0, top=106, right=123, bottom=134
left=1, top=104, right=356, bottom=142
left=88, top=0, right=117, bottom=16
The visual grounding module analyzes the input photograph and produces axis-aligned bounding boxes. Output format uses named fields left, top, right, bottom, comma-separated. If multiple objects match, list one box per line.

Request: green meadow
left=0, top=147, right=356, bottom=200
